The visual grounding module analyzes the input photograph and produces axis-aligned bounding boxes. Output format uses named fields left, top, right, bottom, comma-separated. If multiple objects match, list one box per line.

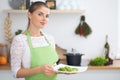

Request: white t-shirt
left=10, top=33, right=55, bottom=77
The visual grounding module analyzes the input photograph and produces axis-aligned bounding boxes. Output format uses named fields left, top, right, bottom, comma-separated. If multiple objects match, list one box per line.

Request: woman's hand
left=40, top=65, right=57, bottom=76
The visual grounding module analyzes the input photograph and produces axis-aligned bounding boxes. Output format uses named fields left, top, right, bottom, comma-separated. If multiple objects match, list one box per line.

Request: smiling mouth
left=40, top=22, right=45, bottom=25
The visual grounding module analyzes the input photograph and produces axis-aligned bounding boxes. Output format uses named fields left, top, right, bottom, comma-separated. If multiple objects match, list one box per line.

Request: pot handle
left=63, top=54, right=66, bottom=56
left=56, top=59, right=60, bottom=65
left=81, top=54, right=84, bottom=56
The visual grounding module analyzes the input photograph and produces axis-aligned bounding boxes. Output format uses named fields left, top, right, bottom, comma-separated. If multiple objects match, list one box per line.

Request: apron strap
left=26, top=30, right=33, bottom=49
left=41, top=32, right=52, bottom=46
left=26, top=30, right=52, bottom=48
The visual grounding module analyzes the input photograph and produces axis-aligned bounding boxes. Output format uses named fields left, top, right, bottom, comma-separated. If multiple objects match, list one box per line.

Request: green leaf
left=89, top=56, right=108, bottom=66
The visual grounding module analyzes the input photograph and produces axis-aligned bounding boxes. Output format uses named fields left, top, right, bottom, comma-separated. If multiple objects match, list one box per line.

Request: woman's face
left=28, top=6, right=50, bottom=29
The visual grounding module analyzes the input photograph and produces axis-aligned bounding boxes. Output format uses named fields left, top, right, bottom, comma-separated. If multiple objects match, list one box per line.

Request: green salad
left=58, top=66, right=79, bottom=72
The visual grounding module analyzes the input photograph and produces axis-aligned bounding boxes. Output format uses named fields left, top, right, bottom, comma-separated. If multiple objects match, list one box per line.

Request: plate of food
left=54, top=64, right=88, bottom=74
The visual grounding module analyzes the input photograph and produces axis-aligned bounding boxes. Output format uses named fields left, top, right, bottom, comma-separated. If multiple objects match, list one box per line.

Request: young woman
left=10, top=1, right=59, bottom=80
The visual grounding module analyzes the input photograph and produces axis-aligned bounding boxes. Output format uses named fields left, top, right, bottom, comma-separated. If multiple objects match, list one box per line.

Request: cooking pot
left=64, top=53, right=84, bottom=66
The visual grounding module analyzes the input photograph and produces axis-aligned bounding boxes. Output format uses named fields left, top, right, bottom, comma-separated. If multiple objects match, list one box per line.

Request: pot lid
left=66, top=53, right=84, bottom=56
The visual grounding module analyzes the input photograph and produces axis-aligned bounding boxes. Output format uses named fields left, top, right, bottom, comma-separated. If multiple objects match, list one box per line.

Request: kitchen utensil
left=64, top=53, right=84, bottom=66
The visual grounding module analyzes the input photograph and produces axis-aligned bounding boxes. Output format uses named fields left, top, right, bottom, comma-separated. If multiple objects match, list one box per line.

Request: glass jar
left=46, top=0, right=56, bottom=9
left=19, top=0, right=26, bottom=10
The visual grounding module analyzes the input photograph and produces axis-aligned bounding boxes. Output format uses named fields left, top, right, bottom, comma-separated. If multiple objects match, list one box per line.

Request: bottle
left=19, top=0, right=26, bottom=10
left=104, top=35, right=113, bottom=65
left=104, top=35, right=109, bottom=58
left=26, top=0, right=30, bottom=9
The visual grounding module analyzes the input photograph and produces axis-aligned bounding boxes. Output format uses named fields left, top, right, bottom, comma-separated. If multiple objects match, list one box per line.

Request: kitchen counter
left=60, top=59, right=120, bottom=70
left=0, top=63, right=10, bottom=70
left=57, top=59, right=120, bottom=80
left=88, top=59, right=120, bottom=70
left=0, top=60, right=120, bottom=70
left=0, top=60, right=120, bottom=80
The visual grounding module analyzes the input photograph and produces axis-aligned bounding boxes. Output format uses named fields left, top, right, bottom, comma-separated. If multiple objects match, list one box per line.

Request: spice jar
left=46, top=0, right=56, bottom=9
left=19, top=0, right=26, bottom=10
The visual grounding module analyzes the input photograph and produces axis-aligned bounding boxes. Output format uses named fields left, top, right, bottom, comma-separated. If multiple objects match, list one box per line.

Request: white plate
left=54, top=64, right=88, bottom=74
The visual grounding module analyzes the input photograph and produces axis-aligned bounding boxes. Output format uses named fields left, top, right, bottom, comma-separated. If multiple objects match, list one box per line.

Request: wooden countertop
left=0, top=60, right=120, bottom=70
left=60, top=59, right=120, bottom=70
left=0, top=63, right=10, bottom=70
left=88, top=60, right=120, bottom=70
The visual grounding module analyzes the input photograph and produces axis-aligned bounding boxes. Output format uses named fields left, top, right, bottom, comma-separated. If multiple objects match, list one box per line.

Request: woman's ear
left=27, top=12, right=31, bottom=19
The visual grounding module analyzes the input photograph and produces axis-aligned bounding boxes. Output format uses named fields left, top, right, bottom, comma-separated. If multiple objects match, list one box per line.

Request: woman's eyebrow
left=37, top=10, right=50, bottom=14
left=39, top=12, right=44, bottom=14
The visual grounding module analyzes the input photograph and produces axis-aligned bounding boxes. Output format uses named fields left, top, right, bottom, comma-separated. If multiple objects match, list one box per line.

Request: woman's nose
left=42, top=15, right=47, bottom=21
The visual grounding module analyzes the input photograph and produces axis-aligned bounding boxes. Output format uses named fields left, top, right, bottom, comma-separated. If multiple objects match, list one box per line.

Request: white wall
left=0, top=0, right=10, bottom=43
left=0, top=0, right=119, bottom=59
left=118, top=0, right=120, bottom=58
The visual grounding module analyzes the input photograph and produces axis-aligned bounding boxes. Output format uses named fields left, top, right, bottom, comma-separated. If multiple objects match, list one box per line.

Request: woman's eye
left=38, top=12, right=49, bottom=18
left=46, top=15, right=49, bottom=18
left=38, top=13, right=43, bottom=16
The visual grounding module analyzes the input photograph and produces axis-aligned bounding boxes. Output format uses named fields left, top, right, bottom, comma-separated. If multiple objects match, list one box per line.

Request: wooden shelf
left=0, top=63, right=10, bottom=70
left=4, top=10, right=28, bottom=14
left=51, top=9, right=85, bottom=14
left=3, top=9, right=85, bottom=14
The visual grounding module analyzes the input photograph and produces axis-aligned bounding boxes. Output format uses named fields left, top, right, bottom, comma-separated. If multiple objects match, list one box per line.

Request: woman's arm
left=17, top=65, right=57, bottom=78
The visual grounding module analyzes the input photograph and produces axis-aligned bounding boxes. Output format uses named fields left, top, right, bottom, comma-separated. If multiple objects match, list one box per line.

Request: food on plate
left=58, top=66, right=79, bottom=72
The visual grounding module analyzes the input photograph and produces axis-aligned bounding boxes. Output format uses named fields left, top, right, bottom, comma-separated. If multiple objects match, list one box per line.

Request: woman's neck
left=28, top=27, right=42, bottom=37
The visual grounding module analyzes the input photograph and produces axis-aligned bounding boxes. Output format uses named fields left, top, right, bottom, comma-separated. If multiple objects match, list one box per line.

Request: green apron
left=25, top=30, right=58, bottom=80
